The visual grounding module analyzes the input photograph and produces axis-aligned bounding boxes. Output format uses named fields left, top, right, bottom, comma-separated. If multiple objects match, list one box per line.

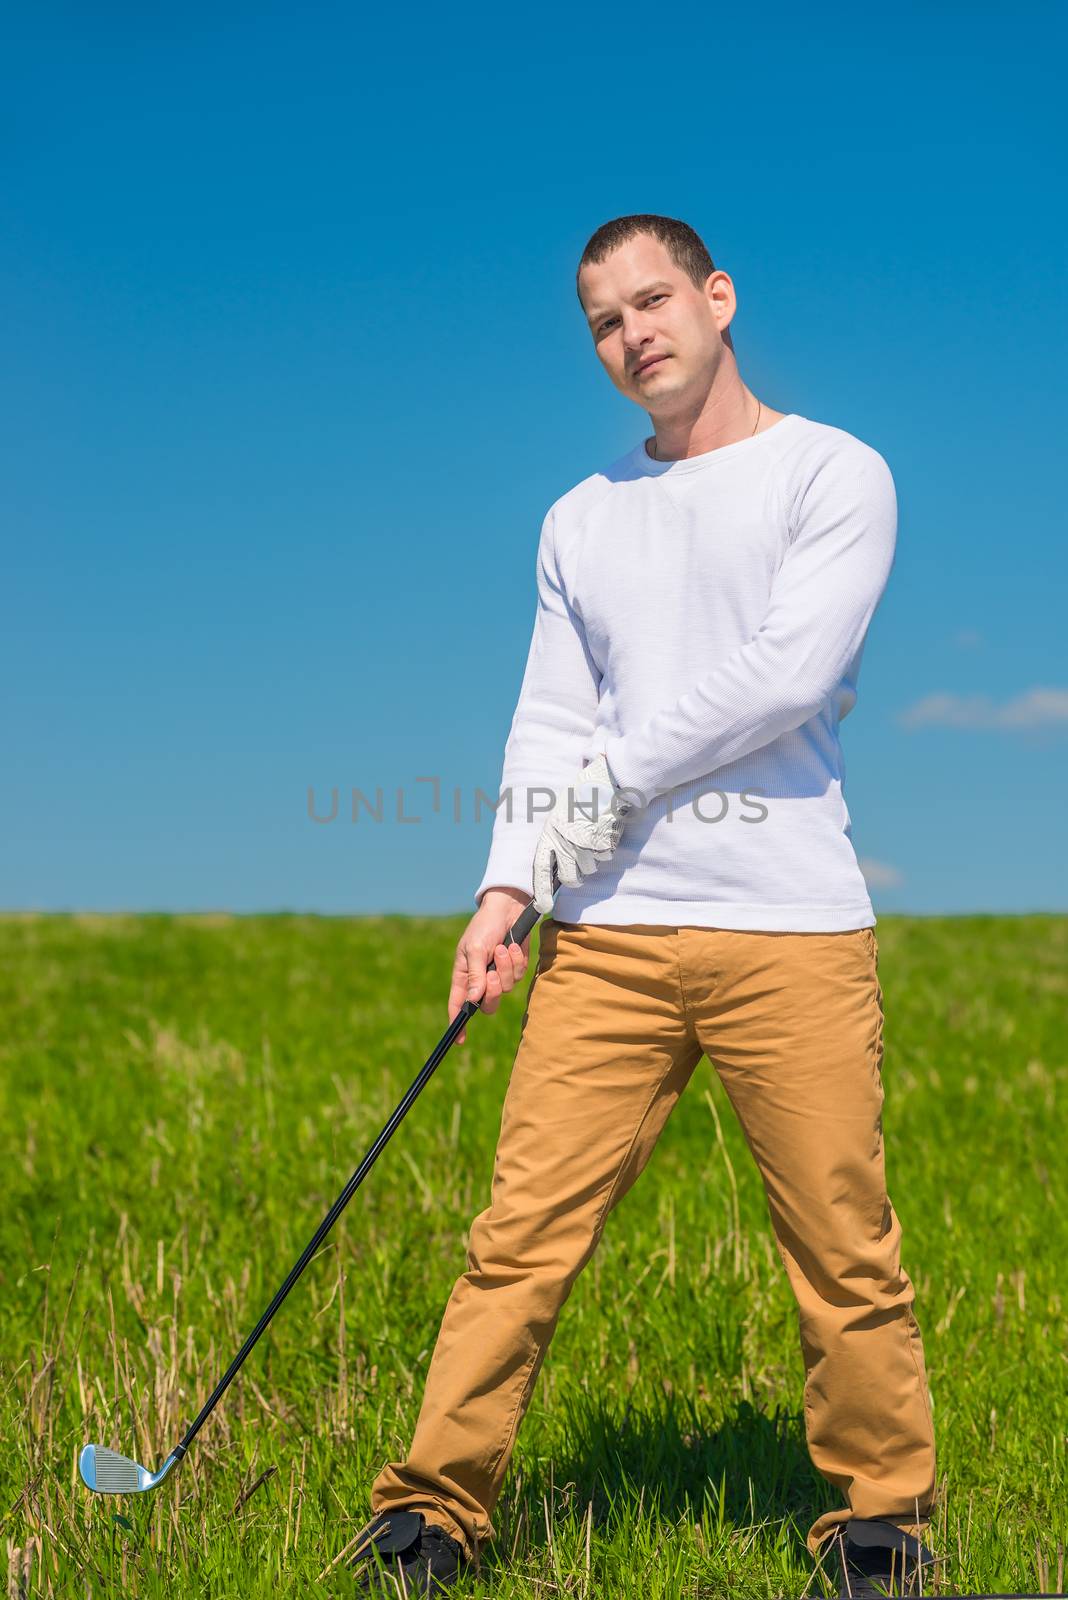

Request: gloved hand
left=531, top=751, right=634, bottom=914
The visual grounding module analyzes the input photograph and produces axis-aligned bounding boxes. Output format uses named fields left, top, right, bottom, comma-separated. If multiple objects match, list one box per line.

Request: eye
left=597, top=294, right=667, bottom=334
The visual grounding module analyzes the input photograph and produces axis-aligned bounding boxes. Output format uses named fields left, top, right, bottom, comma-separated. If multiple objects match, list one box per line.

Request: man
left=352, top=214, right=939, bottom=1599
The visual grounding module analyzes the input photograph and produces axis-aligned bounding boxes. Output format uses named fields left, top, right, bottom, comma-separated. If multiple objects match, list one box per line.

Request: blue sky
left=4, top=2, right=1065, bottom=917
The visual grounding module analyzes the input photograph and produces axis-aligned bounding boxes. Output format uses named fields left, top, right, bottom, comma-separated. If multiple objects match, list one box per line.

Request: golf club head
left=79, top=1444, right=181, bottom=1495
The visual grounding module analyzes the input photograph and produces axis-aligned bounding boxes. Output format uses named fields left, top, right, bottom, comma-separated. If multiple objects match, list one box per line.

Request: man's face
left=578, top=233, right=733, bottom=411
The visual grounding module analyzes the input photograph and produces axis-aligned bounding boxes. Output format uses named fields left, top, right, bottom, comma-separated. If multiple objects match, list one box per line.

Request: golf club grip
left=475, top=864, right=558, bottom=1000
left=463, top=897, right=540, bottom=1014
left=501, top=897, right=542, bottom=950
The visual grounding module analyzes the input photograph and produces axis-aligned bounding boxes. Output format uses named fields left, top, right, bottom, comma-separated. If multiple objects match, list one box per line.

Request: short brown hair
left=576, top=214, right=716, bottom=308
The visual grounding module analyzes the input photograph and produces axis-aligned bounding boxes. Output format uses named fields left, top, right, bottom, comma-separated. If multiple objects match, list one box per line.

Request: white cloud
left=858, top=857, right=904, bottom=890
left=952, top=628, right=984, bottom=650
left=897, top=687, right=1068, bottom=731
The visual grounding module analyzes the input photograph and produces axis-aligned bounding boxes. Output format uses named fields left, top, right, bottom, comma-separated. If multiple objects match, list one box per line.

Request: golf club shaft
left=173, top=889, right=547, bottom=1457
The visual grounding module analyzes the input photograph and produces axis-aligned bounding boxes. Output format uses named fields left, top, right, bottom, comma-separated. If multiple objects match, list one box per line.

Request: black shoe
left=831, top=1518, right=938, bottom=1598
left=351, top=1509, right=470, bottom=1596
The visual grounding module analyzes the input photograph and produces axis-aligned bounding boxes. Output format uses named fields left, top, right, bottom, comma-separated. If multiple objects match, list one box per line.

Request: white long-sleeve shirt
left=474, top=412, right=897, bottom=932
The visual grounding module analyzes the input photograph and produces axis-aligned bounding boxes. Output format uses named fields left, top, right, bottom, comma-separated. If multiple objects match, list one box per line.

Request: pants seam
left=902, top=1302, right=936, bottom=1461
left=872, top=948, right=933, bottom=1504
left=482, top=1343, right=541, bottom=1491
left=675, top=928, right=694, bottom=1029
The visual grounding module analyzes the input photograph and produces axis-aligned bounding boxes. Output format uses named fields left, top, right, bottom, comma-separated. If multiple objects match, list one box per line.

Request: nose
left=621, top=319, right=657, bottom=355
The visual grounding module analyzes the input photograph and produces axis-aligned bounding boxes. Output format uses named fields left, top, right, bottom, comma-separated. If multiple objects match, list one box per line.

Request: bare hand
left=448, top=888, right=532, bottom=1045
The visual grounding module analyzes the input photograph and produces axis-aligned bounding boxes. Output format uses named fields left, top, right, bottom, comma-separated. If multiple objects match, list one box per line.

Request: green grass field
left=1, top=912, right=1065, bottom=1598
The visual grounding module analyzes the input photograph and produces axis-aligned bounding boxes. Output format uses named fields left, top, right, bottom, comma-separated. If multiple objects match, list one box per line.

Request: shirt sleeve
left=474, top=506, right=602, bottom=905
left=601, top=441, right=898, bottom=803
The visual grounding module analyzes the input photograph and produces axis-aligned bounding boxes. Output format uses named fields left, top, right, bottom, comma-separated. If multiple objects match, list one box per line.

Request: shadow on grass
left=503, top=1389, right=829, bottom=1555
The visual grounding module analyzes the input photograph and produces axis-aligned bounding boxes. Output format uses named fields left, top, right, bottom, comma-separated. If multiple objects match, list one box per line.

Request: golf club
left=79, top=874, right=555, bottom=1496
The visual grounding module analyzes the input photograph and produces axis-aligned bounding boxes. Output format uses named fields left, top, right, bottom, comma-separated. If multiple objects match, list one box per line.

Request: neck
left=647, top=371, right=784, bottom=462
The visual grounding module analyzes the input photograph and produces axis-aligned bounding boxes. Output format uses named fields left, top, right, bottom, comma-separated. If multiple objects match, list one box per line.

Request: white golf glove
left=531, top=751, right=635, bottom=914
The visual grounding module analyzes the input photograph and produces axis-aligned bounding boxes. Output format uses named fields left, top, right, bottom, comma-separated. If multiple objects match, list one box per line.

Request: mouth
left=635, top=355, right=669, bottom=376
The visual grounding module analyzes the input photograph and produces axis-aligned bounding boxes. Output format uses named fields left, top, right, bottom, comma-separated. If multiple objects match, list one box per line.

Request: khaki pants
left=370, top=919, right=937, bottom=1563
